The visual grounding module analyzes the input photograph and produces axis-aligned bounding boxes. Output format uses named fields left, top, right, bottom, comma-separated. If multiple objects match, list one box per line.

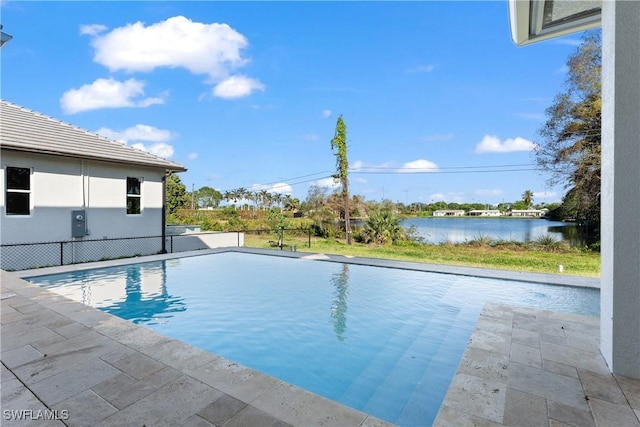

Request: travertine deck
left=2, top=249, right=638, bottom=426
left=435, top=303, right=640, bottom=427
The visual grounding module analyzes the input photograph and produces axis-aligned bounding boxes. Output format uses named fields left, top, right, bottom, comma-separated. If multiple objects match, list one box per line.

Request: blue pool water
left=28, top=253, right=599, bottom=426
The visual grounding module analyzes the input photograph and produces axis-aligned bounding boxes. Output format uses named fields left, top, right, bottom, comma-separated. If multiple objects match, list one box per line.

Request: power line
left=352, top=168, right=540, bottom=175
left=351, top=163, right=536, bottom=171
left=253, top=170, right=332, bottom=187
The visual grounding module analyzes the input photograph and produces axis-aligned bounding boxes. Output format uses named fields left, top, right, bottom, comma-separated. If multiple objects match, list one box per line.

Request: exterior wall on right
left=600, top=0, right=640, bottom=378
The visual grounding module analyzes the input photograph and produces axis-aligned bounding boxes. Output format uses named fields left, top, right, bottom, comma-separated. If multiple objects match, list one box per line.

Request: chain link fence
left=1, top=232, right=243, bottom=271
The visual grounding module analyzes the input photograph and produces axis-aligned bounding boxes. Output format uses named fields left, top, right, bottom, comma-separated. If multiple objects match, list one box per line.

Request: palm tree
left=272, top=192, right=284, bottom=212
left=361, top=209, right=404, bottom=244
left=284, top=195, right=300, bottom=213
left=522, top=190, right=534, bottom=209
left=259, top=190, right=272, bottom=210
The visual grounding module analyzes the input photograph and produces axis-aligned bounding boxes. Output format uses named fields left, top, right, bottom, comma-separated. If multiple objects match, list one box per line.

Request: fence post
left=170, top=235, right=174, bottom=253
left=308, top=228, right=311, bottom=248
left=237, top=231, right=240, bottom=247
left=60, top=241, right=64, bottom=265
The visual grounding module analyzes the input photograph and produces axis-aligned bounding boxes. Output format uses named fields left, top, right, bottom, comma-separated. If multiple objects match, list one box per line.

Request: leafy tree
left=511, top=201, right=528, bottom=210
left=195, top=186, right=222, bottom=208
left=266, top=208, right=290, bottom=247
left=304, top=184, right=329, bottom=212
left=535, top=31, right=601, bottom=229
left=331, top=116, right=352, bottom=244
left=522, top=190, right=534, bottom=209
left=166, top=173, right=189, bottom=216
left=302, top=184, right=334, bottom=237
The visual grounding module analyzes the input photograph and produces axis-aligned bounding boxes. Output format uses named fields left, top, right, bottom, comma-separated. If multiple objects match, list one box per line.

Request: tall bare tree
left=331, top=115, right=351, bottom=244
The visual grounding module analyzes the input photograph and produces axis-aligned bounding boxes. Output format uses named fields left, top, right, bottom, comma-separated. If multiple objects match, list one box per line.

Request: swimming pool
left=28, top=252, right=599, bottom=426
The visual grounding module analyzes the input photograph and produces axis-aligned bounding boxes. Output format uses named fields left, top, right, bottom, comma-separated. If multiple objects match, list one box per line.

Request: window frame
left=5, top=166, right=32, bottom=216
left=126, top=176, right=142, bottom=215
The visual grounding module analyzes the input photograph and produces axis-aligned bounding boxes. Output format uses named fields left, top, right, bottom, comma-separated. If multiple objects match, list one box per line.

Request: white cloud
left=250, top=182, right=292, bottom=195
left=88, top=16, right=248, bottom=80
left=60, top=78, right=164, bottom=114
left=399, top=159, right=439, bottom=173
left=350, top=159, right=438, bottom=173
left=213, top=75, right=265, bottom=99
left=80, top=24, right=107, bottom=36
left=475, top=135, right=537, bottom=153
left=303, top=134, right=320, bottom=141
left=268, top=183, right=292, bottom=195
left=322, top=109, right=332, bottom=119
left=350, top=160, right=365, bottom=170
left=314, top=177, right=340, bottom=189
left=131, top=142, right=174, bottom=158
left=95, top=124, right=175, bottom=158
left=406, top=64, right=435, bottom=73
left=187, top=152, right=198, bottom=160
left=95, top=124, right=173, bottom=143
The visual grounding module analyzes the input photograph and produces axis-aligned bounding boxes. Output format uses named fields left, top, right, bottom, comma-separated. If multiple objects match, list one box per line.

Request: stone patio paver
left=435, top=302, right=640, bottom=427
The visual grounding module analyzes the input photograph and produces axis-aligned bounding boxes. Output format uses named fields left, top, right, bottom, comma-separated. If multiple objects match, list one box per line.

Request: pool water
left=29, top=253, right=599, bottom=426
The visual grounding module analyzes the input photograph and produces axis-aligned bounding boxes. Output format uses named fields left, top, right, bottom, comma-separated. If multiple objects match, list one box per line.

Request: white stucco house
left=467, top=210, right=502, bottom=217
left=0, top=100, right=187, bottom=269
left=507, top=209, right=545, bottom=218
left=433, top=210, right=466, bottom=217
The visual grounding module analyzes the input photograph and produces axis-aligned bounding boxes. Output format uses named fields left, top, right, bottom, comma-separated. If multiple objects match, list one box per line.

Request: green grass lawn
left=244, top=233, right=601, bottom=277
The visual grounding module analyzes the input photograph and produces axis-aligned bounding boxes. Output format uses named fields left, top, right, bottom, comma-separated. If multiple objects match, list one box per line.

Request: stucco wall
left=1, top=151, right=166, bottom=244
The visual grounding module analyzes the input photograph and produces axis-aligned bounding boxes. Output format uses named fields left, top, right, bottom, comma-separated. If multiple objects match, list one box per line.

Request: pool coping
left=15, top=246, right=601, bottom=289
left=2, top=248, right=608, bottom=426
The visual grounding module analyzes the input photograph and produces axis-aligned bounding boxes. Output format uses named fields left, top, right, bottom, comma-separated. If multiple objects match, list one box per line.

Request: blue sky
left=1, top=1, right=589, bottom=206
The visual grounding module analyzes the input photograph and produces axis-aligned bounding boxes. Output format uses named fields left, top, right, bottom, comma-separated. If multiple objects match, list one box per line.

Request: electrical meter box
left=71, top=210, right=86, bottom=237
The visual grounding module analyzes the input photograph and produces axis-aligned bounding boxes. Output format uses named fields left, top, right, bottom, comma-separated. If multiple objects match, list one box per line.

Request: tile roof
left=0, top=100, right=186, bottom=172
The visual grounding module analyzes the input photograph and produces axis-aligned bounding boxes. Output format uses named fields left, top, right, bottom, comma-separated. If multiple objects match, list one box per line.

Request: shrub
left=360, top=210, right=404, bottom=244
left=533, top=234, right=565, bottom=252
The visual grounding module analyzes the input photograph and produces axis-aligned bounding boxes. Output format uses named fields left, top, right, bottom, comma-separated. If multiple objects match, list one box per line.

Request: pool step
left=339, top=304, right=464, bottom=421
left=359, top=308, right=463, bottom=421
left=394, top=313, right=475, bottom=426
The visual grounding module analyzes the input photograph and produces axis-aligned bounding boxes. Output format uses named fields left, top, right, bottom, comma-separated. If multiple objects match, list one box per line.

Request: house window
left=6, top=167, right=31, bottom=215
left=127, top=177, right=141, bottom=215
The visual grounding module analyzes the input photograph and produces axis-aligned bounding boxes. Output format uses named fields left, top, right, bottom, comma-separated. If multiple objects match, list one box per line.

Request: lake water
left=401, top=217, right=581, bottom=245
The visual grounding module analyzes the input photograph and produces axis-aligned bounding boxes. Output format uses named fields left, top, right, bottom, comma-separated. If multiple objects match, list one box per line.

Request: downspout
left=161, top=172, right=168, bottom=253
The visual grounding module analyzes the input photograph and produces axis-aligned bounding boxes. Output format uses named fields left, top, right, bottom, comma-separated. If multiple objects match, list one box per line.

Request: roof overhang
left=508, top=0, right=602, bottom=46
left=0, top=25, right=12, bottom=48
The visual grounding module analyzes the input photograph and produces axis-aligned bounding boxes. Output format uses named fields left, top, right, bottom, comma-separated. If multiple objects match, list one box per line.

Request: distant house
left=433, top=210, right=466, bottom=217
left=0, top=100, right=186, bottom=268
left=508, top=209, right=546, bottom=218
left=468, top=209, right=502, bottom=217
